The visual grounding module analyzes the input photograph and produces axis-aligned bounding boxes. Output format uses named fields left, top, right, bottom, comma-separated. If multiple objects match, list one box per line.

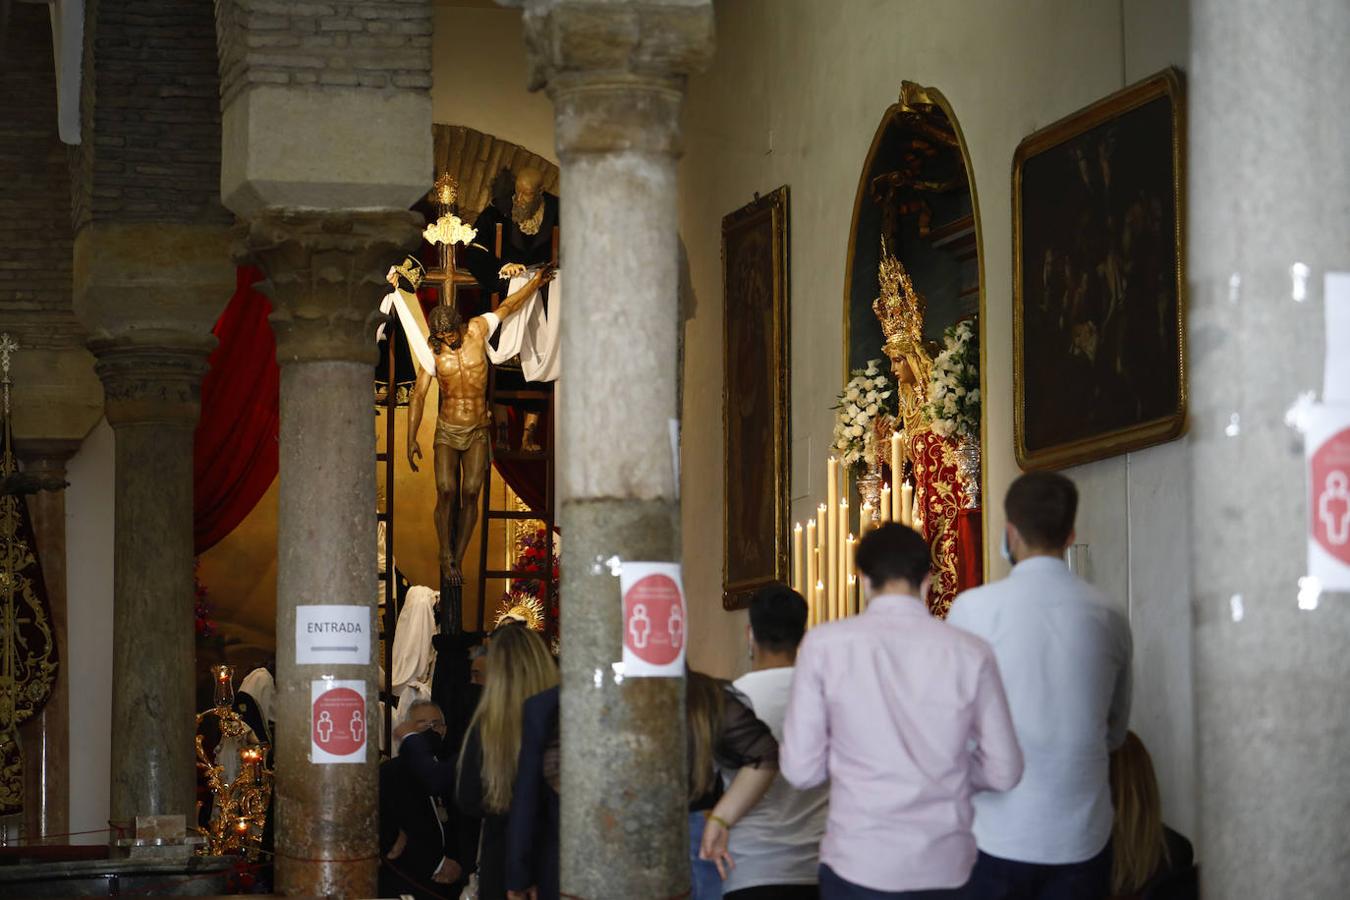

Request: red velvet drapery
left=193, top=267, right=279, bottom=555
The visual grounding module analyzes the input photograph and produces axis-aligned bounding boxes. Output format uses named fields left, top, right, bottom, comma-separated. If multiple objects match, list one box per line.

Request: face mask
left=420, top=729, right=446, bottom=758
left=1001, top=530, right=1017, bottom=566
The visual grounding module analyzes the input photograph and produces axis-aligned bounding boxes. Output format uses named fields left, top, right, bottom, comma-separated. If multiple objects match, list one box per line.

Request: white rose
left=969, top=389, right=980, bottom=403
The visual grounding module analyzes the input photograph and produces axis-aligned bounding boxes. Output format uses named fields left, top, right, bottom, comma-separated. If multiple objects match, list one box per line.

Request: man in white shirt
left=947, top=472, right=1132, bottom=900
left=723, top=583, right=829, bottom=899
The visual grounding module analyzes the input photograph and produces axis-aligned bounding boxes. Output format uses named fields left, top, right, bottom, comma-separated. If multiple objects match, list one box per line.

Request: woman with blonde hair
left=1109, top=731, right=1195, bottom=899
left=457, top=623, right=559, bottom=900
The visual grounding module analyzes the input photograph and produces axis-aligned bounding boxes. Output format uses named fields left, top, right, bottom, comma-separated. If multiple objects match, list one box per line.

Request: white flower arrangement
left=926, top=319, right=981, bottom=440
left=423, top=213, right=478, bottom=247
left=831, top=359, right=895, bottom=472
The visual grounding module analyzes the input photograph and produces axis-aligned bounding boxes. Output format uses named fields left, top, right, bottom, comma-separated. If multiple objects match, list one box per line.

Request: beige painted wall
left=431, top=4, right=556, bottom=163
left=678, top=0, right=1195, bottom=835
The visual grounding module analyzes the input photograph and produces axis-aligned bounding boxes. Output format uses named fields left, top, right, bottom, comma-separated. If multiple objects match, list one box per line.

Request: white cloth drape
left=377, top=287, right=435, bottom=374
left=486, top=272, right=561, bottom=382
left=389, top=586, right=438, bottom=734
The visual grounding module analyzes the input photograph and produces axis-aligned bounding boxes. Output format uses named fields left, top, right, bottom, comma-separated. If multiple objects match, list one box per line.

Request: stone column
left=74, top=223, right=234, bottom=830
left=244, top=210, right=420, bottom=897
left=518, top=2, right=714, bottom=895
left=1189, top=1, right=1350, bottom=895
left=16, top=441, right=79, bottom=842
left=94, top=334, right=215, bottom=828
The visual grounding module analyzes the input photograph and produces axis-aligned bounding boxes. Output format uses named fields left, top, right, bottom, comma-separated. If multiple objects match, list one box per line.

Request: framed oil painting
left=1013, top=68, right=1186, bottom=469
left=722, top=186, right=790, bottom=610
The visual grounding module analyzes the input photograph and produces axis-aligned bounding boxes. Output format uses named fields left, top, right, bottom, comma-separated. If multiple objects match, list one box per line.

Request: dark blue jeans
left=819, top=864, right=969, bottom=899
left=964, top=840, right=1112, bottom=900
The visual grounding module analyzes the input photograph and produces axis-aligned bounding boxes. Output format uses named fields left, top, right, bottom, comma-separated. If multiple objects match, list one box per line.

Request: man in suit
left=505, top=686, right=561, bottom=900
left=379, top=700, right=464, bottom=899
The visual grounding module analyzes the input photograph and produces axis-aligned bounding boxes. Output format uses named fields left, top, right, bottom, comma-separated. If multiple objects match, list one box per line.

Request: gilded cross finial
left=0, top=333, right=17, bottom=382
left=0, top=333, right=15, bottom=418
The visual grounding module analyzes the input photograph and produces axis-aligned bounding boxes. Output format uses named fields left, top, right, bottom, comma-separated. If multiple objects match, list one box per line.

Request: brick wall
left=71, top=0, right=232, bottom=232
left=215, top=0, right=432, bottom=105
left=0, top=3, right=82, bottom=351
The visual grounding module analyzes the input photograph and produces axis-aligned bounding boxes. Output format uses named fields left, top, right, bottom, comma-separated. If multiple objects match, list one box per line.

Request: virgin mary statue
left=872, top=242, right=969, bottom=616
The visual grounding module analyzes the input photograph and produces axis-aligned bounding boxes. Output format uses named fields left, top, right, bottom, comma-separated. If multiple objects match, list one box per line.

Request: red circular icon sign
left=312, top=687, right=366, bottom=757
left=1312, top=425, right=1350, bottom=566
left=623, top=573, right=686, bottom=667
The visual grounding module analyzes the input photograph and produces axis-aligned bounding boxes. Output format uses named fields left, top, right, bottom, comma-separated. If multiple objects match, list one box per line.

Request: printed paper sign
left=296, top=605, right=370, bottom=665
left=620, top=562, right=687, bottom=677
left=310, top=680, right=367, bottom=764
left=1308, top=405, right=1350, bottom=591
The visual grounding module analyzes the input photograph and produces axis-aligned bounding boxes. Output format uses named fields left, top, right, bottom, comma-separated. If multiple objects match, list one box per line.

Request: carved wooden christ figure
left=404, top=266, right=555, bottom=600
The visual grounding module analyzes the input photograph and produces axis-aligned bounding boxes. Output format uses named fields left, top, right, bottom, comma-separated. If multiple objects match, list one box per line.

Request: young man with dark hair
left=947, top=472, right=1133, bottom=900
left=782, top=524, right=1024, bottom=899
left=720, top=583, right=828, bottom=899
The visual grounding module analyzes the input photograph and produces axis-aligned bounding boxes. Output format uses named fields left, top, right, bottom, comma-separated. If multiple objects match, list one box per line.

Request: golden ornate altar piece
left=194, top=665, right=272, bottom=859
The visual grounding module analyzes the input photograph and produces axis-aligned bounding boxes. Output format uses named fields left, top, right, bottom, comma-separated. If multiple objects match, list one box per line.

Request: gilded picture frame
left=722, top=186, right=791, bottom=611
left=1013, top=68, right=1186, bottom=470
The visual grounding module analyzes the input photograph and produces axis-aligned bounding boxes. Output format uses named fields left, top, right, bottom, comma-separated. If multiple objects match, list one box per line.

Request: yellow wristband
left=708, top=813, right=731, bottom=831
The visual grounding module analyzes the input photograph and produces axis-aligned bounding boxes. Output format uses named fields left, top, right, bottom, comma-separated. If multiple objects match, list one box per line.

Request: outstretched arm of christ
left=488, top=265, right=556, bottom=325
left=407, top=366, right=433, bottom=472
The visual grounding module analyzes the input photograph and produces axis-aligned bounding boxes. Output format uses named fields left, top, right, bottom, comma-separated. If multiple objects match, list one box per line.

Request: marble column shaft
left=1189, top=1, right=1350, bottom=895
left=246, top=209, right=420, bottom=898
left=16, top=443, right=78, bottom=842
left=521, top=2, right=714, bottom=896
left=95, top=336, right=215, bottom=829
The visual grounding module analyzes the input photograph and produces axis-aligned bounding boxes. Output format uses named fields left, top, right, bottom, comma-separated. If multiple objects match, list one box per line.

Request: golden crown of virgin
left=871, top=239, right=926, bottom=357
left=392, top=255, right=425, bottom=290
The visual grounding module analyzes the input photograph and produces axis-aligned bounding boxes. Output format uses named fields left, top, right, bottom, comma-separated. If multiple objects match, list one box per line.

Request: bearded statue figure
left=872, top=241, right=969, bottom=616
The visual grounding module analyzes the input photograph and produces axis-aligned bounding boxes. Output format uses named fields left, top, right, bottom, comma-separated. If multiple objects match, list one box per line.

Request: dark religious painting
left=1014, top=68, right=1186, bottom=469
left=722, top=187, right=790, bottom=610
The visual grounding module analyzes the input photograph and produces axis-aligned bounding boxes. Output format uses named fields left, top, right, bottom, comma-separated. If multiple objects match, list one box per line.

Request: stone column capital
left=14, top=439, right=82, bottom=478
left=88, top=332, right=216, bottom=428
left=241, top=210, right=423, bottom=366
left=517, top=0, right=715, bottom=156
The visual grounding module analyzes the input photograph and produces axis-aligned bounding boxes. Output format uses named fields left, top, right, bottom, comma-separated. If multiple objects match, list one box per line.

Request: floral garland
left=926, top=319, right=980, bottom=440
left=831, top=359, right=895, bottom=473
left=499, top=526, right=560, bottom=632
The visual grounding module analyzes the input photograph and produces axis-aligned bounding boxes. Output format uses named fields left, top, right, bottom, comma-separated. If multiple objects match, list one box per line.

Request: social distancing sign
left=620, top=562, right=687, bottom=677
left=310, top=680, right=367, bottom=764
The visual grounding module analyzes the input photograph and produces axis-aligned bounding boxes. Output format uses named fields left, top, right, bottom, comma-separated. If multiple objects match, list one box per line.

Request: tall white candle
left=826, top=458, right=839, bottom=624
left=805, top=519, right=817, bottom=611
left=792, top=522, right=804, bottom=593
left=880, top=484, right=892, bottom=523
left=901, top=482, right=915, bottom=528
left=890, top=431, right=904, bottom=519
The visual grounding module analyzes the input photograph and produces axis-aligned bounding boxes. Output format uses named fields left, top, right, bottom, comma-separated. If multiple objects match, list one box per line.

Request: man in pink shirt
left=782, top=523, right=1024, bottom=899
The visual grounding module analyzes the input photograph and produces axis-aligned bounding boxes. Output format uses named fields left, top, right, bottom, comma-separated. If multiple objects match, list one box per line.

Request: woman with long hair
left=1109, top=731, right=1195, bottom=899
left=688, top=668, right=779, bottom=899
left=457, top=623, right=559, bottom=899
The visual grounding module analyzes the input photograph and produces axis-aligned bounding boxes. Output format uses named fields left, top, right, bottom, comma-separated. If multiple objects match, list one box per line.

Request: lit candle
left=815, top=581, right=826, bottom=626
left=847, top=574, right=858, bottom=617
left=792, top=522, right=804, bottom=593
left=816, top=503, right=828, bottom=614
left=826, top=458, right=839, bottom=625
left=805, top=519, right=817, bottom=612
left=901, top=482, right=915, bottom=528
left=890, top=431, right=904, bottom=517
left=812, top=548, right=823, bottom=624
left=880, top=483, right=892, bottom=523
left=859, top=502, right=872, bottom=537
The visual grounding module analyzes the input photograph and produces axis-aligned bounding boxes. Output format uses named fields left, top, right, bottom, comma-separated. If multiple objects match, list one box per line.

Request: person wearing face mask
left=947, top=472, right=1133, bottom=900
left=380, top=700, right=464, bottom=898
